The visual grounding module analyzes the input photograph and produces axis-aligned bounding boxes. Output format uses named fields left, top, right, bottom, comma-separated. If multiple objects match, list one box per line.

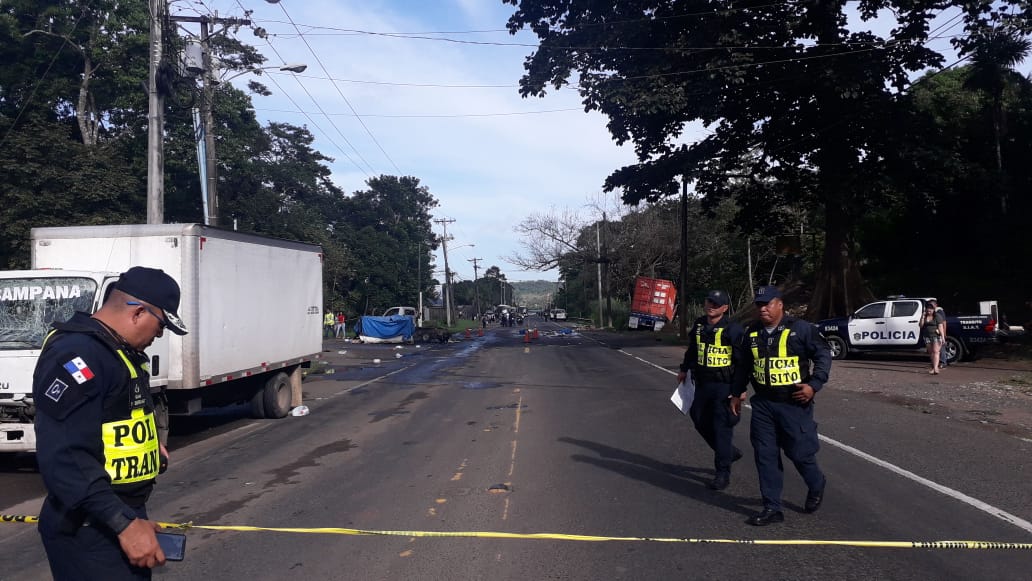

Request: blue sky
left=184, top=0, right=640, bottom=283
left=182, top=1, right=1028, bottom=283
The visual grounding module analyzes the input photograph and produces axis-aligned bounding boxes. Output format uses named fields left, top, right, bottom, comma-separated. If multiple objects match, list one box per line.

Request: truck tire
left=826, top=335, right=848, bottom=360
left=421, top=332, right=432, bottom=343
left=943, top=336, right=964, bottom=364
left=249, top=387, right=266, bottom=419
left=262, top=372, right=291, bottom=419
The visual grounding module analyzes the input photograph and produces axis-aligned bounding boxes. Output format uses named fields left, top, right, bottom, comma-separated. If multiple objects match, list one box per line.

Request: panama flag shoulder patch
left=63, top=357, right=95, bottom=384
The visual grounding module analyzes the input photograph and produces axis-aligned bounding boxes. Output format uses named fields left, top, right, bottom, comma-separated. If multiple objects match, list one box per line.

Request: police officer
left=33, top=267, right=189, bottom=579
left=677, top=290, right=749, bottom=490
left=736, top=285, right=831, bottom=526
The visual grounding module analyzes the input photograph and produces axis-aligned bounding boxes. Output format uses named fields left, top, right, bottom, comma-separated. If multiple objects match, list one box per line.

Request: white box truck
left=0, top=224, right=323, bottom=453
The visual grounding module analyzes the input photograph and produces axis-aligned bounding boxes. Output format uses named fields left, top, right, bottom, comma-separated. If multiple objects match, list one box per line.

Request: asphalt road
left=2, top=318, right=1031, bottom=580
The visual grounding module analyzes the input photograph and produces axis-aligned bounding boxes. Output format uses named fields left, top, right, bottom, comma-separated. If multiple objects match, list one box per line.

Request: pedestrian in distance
left=677, top=290, right=749, bottom=491
left=738, top=285, right=832, bottom=526
left=335, top=312, right=346, bottom=339
left=930, top=299, right=948, bottom=368
left=33, top=266, right=189, bottom=579
left=323, top=309, right=335, bottom=339
left=921, top=302, right=946, bottom=374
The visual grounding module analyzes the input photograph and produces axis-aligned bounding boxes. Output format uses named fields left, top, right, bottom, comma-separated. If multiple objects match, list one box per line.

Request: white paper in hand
left=670, top=374, right=695, bottom=415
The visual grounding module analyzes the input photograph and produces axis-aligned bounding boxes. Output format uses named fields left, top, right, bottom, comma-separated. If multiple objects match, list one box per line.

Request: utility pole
left=199, top=17, right=218, bottom=226
left=679, top=176, right=689, bottom=340
left=169, top=14, right=250, bottom=227
left=146, top=0, right=165, bottom=224
left=468, top=257, right=482, bottom=317
left=602, top=212, right=613, bottom=328
left=595, top=220, right=603, bottom=328
left=433, top=218, right=456, bottom=326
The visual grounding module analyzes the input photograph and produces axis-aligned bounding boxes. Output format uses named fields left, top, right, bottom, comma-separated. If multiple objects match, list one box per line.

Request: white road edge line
left=615, top=346, right=1032, bottom=535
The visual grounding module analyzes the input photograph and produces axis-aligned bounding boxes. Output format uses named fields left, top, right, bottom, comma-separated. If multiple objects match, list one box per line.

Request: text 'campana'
left=0, top=286, right=83, bottom=301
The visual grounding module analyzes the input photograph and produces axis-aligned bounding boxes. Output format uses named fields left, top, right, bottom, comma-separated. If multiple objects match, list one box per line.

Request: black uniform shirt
left=32, top=312, right=154, bottom=535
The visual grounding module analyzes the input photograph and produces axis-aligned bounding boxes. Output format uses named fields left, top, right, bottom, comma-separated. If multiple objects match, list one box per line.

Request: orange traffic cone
left=465, top=328, right=472, bottom=339
left=532, top=328, right=540, bottom=340
left=478, top=328, right=484, bottom=337
left=523, top=330, right=531, bottom=344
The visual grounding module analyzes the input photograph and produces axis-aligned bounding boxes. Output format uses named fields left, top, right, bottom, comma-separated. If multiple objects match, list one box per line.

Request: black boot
left=708, top=473, right=730, bottom=490
left=746, top=509, right=784, bottom=526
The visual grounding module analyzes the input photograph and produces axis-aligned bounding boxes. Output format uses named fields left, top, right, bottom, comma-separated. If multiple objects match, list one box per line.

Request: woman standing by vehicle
left=922, top=303, right=946, bottom=374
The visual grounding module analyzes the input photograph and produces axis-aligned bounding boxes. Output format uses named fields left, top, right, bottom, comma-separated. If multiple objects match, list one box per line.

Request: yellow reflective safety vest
left=749, top=328, right=802, bottom=388
left=101, top=350, right=160, bottom=485
left=697, top=326, right=732, bottom=368
left=686, top=317, right=745, bottom=385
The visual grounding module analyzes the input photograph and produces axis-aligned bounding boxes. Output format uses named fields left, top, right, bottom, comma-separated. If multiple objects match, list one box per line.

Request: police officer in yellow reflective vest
left=677, top=290, right=749, bottom=491
left=33, top=267, right=189, bottom=579
left=736, top=285, right=831, bottom=526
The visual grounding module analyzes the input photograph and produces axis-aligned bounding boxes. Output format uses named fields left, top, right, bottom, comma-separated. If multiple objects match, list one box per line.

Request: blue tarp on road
left=357, top=315, right=415, bottom=343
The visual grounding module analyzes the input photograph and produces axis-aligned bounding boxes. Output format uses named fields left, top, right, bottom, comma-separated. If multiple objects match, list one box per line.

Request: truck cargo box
left=31, top=224, right=322, bottom=414
left=628, top=276, right=676, bottom=330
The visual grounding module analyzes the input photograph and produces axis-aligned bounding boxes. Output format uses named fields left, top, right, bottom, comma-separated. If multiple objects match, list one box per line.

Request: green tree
left=503, top=0, right=1028, bottom=318
left=962, top=29, right=1031, bottom=213
left=333, top=176, right=440, bottom=313
left=0, top=0, right=148, bottom=267
left=858, top=63, right=1032, bottom=316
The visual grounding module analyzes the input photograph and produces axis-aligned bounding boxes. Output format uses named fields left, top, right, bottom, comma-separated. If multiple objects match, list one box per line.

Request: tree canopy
left=505, top=0, right=1031, bottom=317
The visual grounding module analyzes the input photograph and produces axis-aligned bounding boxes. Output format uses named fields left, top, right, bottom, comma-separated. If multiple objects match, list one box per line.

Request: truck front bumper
left=0, top=423, right=36, bottom=453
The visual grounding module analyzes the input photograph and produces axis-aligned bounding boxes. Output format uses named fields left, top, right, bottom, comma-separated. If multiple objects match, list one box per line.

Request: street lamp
left=219, top=63, right=307, bottom=84
left=194, top=60, right=306, bottom=226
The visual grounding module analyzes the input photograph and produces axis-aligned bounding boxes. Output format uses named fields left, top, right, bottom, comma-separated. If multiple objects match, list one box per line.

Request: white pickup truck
left=817, top=297, right=998, bottom=363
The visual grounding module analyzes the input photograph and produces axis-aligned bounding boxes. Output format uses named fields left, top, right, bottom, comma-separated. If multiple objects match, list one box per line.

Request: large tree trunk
left=807, top=202, right=874, bottom=320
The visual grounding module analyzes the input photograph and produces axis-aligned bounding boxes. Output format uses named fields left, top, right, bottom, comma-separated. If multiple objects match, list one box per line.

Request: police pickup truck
left=817, top=298, right=997, bottom=363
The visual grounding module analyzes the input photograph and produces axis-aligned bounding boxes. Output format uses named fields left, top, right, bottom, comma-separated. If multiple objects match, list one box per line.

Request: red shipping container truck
left=628, top=276, right=677, bottom=330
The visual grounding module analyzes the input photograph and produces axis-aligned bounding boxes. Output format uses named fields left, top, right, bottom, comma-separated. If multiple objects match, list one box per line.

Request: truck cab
left=818, top=297, right=997, bottom=363
left=0, top=270, right=124, bottom=452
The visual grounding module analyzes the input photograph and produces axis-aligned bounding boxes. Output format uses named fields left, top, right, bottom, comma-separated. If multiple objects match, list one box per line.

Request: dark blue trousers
left=689, top=381, right=740, bottom=475
left=749, top=395, right=825, bottom=511
left=40, top=504, right=152, bottom=580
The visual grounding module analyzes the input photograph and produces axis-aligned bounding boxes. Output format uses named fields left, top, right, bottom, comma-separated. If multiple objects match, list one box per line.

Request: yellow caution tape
left=3, top=514, right=1030, bottom=549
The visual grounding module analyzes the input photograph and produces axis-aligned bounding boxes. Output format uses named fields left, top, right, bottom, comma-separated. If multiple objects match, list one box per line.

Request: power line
left=259, top=67, right=373, bottom=179
left=273, top=1, right=403, bottom=175
left=253, top=106, right=582, bottom=119
left=232, top=2, right=378, bottom=176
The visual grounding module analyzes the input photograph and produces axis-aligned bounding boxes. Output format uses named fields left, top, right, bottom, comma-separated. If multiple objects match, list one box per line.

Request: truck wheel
left=421, top=332, right=431, bottom=343
left=943, top=336, right=964, bottom=364
left=262, top=372, right=291, bottom=419
left=249, top=387, right=266, bottom=419
left=826, top=336, right=848, bottom=360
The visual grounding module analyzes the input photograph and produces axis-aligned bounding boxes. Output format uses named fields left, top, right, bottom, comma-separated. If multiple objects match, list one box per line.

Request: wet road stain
left=486, top=403, right=528, bottom=410
left=264, top=439, right=357, bottom=488
left=369, top=390, right=429, bottom=423
left=463, top=381, right=502, bottom=390
left=178, top=491, right=265, bottom=524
